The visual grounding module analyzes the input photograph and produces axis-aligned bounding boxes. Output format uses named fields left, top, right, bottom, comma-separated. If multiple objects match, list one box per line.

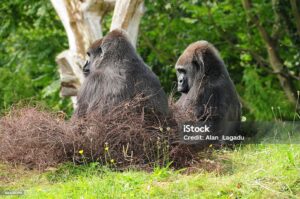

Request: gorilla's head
left=82, top=29, right=137, bottom=77
left=175, top=40, right=225, bottom=93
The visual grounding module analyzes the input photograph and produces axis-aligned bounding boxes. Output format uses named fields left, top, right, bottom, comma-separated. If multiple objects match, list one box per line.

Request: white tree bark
left=50, top=0, right=144, bottom=108
left=110, top=0, right=144, bottom=46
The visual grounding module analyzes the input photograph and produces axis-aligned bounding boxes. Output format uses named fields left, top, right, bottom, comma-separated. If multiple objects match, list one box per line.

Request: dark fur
left=175, top=41, right=241, bottom=137
left=74, top=29, right=169, bottom=117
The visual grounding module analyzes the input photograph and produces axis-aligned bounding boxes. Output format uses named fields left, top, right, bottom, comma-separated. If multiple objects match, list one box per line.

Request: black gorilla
left=74, top=29, right=168, bottom=117
left=175, top=41, right=241, bottom=138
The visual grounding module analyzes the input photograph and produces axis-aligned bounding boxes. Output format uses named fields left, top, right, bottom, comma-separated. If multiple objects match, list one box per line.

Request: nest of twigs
left=0, top=97, right=200, bottom=170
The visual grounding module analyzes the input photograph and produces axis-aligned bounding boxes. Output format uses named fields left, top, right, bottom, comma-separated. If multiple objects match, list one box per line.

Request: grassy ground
left=1, top=144, right=300, bottom=199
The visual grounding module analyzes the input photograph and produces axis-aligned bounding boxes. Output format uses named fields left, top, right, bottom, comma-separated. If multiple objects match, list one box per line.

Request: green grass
left=1, top=144, right=300, bottom=198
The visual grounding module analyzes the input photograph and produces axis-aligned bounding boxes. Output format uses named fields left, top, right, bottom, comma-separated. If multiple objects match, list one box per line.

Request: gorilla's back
left=134, top=62, right=169, bottom=116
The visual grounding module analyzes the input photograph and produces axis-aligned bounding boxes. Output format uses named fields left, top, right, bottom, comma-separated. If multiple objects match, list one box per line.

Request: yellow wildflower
left=79, top=149, right=84, bottom=154
left=110, top=159, right=115, bottom=163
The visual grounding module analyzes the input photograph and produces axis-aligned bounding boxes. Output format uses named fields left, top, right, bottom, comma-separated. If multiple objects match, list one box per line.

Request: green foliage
left=0, top=0, right=299, bottom=119
left=0, top=0, right=72, bottom=115
left=0, top=68, right=35, bottom=110
left=242, top=67, right=293, bottom=120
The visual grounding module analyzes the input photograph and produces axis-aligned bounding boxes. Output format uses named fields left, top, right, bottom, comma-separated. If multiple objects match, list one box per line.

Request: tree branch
left=271, top=0, right=284, bottom=39
left=242, top=0, right=297, bottom=105
left=290, top=0, right=300, bottom=37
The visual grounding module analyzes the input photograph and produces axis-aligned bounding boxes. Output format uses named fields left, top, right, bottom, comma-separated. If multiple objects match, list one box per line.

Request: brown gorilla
left=175, top=41, right=241, bottom=138
left=74, top=29, right=169, bottom=117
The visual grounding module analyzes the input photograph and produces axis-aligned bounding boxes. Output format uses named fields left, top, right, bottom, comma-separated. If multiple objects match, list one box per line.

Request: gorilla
left=175, top=41, right=241, bottom=139
left=74, top=29, right=168, bottom=117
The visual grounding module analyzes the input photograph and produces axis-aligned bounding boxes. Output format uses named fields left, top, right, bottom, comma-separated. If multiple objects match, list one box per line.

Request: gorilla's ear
left=193, top=49, right=204, bottom=72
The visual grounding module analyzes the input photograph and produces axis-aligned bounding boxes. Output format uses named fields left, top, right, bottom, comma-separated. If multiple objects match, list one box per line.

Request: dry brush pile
left=0, top=98, right=200, bottom=170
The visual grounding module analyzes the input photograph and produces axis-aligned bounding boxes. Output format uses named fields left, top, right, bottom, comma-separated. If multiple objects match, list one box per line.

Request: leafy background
left=0, top=0, right=299, bottom=120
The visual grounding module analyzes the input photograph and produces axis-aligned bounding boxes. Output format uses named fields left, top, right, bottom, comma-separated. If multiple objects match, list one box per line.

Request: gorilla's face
left=176, top=63, right=198, bottom=93
left=82, top=59, right=90, bottom=77
left=82, top=30, right=136, bottom=77
left=176, top=68, right=188, bottom=93
left=175, top=41, right=211, bottom=94
left=84, top=47, right=103, bottom=75
left=82, top=38, right=104, bottom=77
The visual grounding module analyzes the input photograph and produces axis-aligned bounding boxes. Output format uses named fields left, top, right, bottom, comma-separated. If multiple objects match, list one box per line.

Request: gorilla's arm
left=75, top=69, right=134, bottom=116
left=191, top=77, right=228, bottom=121
left=134, top=65, right=169, bottom=115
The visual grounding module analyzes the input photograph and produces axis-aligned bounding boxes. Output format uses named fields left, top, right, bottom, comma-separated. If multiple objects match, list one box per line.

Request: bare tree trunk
left=110, top=0, right=144, bottom=46
left=242, top=0, right=297, bottom=105
left=50, top=0, right=144, bottom=108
